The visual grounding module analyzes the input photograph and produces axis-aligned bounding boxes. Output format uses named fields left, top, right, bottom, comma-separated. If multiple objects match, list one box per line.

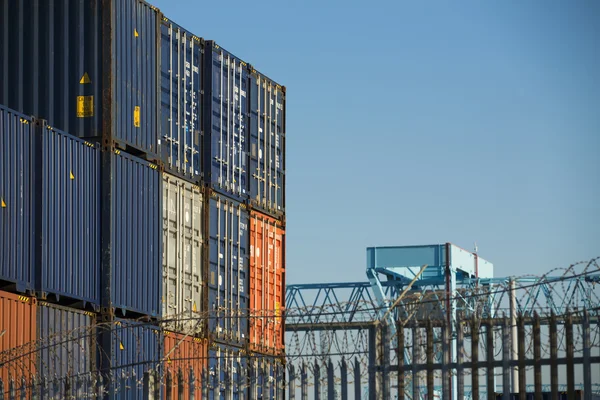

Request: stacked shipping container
left=0, top=0, right=286, bottom=397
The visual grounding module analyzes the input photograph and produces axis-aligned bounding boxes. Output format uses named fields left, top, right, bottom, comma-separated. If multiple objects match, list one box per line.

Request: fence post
left=472, top=315, right=480, bottom=400
left=143, top=371, right=155, bottom=400
left=487, top=320, right=495, bottom=400
left=314, top=361, right=320, bottom=400
left=502, top=316, right=511, bottom=400
left=177, top=369, right=184, bottom=400
left=412, top=323, right=421, bottom=400
left=426, top=319, right=434, bottom=400
left=340, top=358, right=348, bottom=400
left=382, top=323, right=390, bottom=400
left=583, top=309, right=592, bottom=400
left=165, top=370, right=172, bottom=400
left=189, top=369, right=195, bottom=400
left=354, top=358, right=361, bottom=400
left=550, top=312, right=558, bottom=400
left=397, top=323, right=405, bottom=400
left=457, top=319, right=465, bottom=400
left=368, top=324, right=377, bottom=400
left=533, top=312, right=542, bottom=400
left=518, top=314, right=526, bottom=400
left=301, top=362, right=307, bottom=400
left=289, top=364, right=296, bottom=400
left=327, top=359, right=335, bottom=400
left=566, top=312, right=575, bottom=399
left=443, top=319, right=451, bottom=400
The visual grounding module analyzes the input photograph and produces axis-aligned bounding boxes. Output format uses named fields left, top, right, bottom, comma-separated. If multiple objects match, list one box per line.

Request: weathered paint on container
left=0, top=291, right=37, bottom=391
left=100, top=319, right=161, bottom=400
left=203, top=42, right=249, bottom=201
left=111, top=150, right=162, bottom=317
left=162, top=173, right=204, bottom=334
left=37, top=302, right=96, bottom=398
left=0, top=106, right=36, bottom=292
left=160, top=20, right=203, bottom=180
left=248, top=69, right=286, bottom=218
left=249, top=211, right=285, bottom=356
left=0, top=0, right=160, bottom=155
left=207, top=342, right=247, bottom=400
left=207, top=192, right=250, bottom=345
left=40, top=126, right=101, bottom=307
left=248, top=355, right=286, bottom=400
left=163, top=332, right=207, bottom=400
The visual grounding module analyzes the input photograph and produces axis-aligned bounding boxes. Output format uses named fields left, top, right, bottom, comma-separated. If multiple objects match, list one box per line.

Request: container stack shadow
left=0, top=1, right=286, bottom=399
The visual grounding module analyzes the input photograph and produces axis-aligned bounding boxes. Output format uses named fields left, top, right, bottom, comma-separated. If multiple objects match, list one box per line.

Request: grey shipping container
left=160, top=19, right=203, bottom=181
left=203, top=42, right=249, bottom=201
left=248, top=68, right=286, bottom=218
left=162, top=173, right=204, bottom=334
left=107, top=149, right=162, bottom=317
left=0, top=0, right=160, bottom=156
left=40, top=125, right=101, bottom=308
left=0, top=105, right=36, bottom=292
left=207, top=192, right=250, bottom=346
left=37, top=302, right=96, bottom=399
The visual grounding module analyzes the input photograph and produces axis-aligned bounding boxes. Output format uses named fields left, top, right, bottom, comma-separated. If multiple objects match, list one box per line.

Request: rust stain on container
left=249, top=211, right=285, bottom=355
left=163, top=332, right=208, bottom=399
left=0, top=290, right=37, bottom=390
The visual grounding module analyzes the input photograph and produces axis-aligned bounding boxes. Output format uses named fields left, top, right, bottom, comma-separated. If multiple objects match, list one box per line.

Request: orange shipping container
left=163, top=332, right=208, bottom=400
left=0, top=290, right=37, bottom=392
left=249, top=211, right=285, bottom=355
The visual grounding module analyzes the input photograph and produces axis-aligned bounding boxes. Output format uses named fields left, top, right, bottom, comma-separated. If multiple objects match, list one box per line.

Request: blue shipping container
left=160, top=19, right=203, bottom=180
left=0, top=0, right=160, bottom=155
left=37, top=302, right=96, bottom=398
left=0, top=105, right=36, bottom=292
left=207, top=192, right=250, bottom=345
left=40, top=126, right=101, bottom=307
left=203, top=42, right=249, bottom=201
left=248, top=355, right=286, bottom=400
left=248, top=69, right=286, bottom=218
left=101, top=320, right=161, bottom=400
left=207, top=343, right=248, bottom=400
left=111, top=150, right=162, bottom=317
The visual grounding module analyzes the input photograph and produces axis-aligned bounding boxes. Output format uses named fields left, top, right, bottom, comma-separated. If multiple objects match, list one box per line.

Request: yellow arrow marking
left=79, top=72, right=91, bottom=84
left=193, top=302, right=197, bottom=312
left=134, top=29, right=139, bottom=37
left=119, top=341, right=125, bottom=350
left=1, top=199, right=5, bottom=208
left=70, top=171, right=75, bottom=180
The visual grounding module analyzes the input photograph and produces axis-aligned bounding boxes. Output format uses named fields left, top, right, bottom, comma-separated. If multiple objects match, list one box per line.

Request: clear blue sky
left=153, top=0, right=600, bottom=284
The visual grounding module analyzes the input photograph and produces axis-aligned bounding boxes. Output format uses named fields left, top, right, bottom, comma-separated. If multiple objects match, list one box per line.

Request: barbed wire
left=1, top=258, right=598, bottom=397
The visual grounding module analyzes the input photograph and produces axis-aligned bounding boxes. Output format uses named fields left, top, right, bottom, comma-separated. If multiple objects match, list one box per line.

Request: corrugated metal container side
left=0, top=291, right=37, bottom=390
left=248, top=69, right=286, bottom=218
left=0, top=106, right=36, bottom=292
left=162, top=173, right=204, bottom=334
left=37, top=302, right=96, bottom=398
left=40, top=126, right=101, bottom=307
left=249, top=211, right=285, bottom=356
left=160, top=19, right=203, bottom=181
left=0, top=0, right=159, bottom=155
left=207, top=192, right=250, bottom=345
left=248, top=355, right=286, bottom=400
left=111, top=150, right=162, bottom=317
left=163, top=332, right=207, bottom=400
left=101, top=320, right=161, bottom=400
left=207, top=342, right=248, bottom=400
left=203, top=41, right=249, bottom=201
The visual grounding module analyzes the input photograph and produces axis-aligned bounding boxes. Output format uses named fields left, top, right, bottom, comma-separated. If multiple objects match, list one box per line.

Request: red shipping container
left=0, top=290, right=37, bottom=393
left=163, top=332, right=208, bottom=399
left=249, top=211, right=285, bottom=355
